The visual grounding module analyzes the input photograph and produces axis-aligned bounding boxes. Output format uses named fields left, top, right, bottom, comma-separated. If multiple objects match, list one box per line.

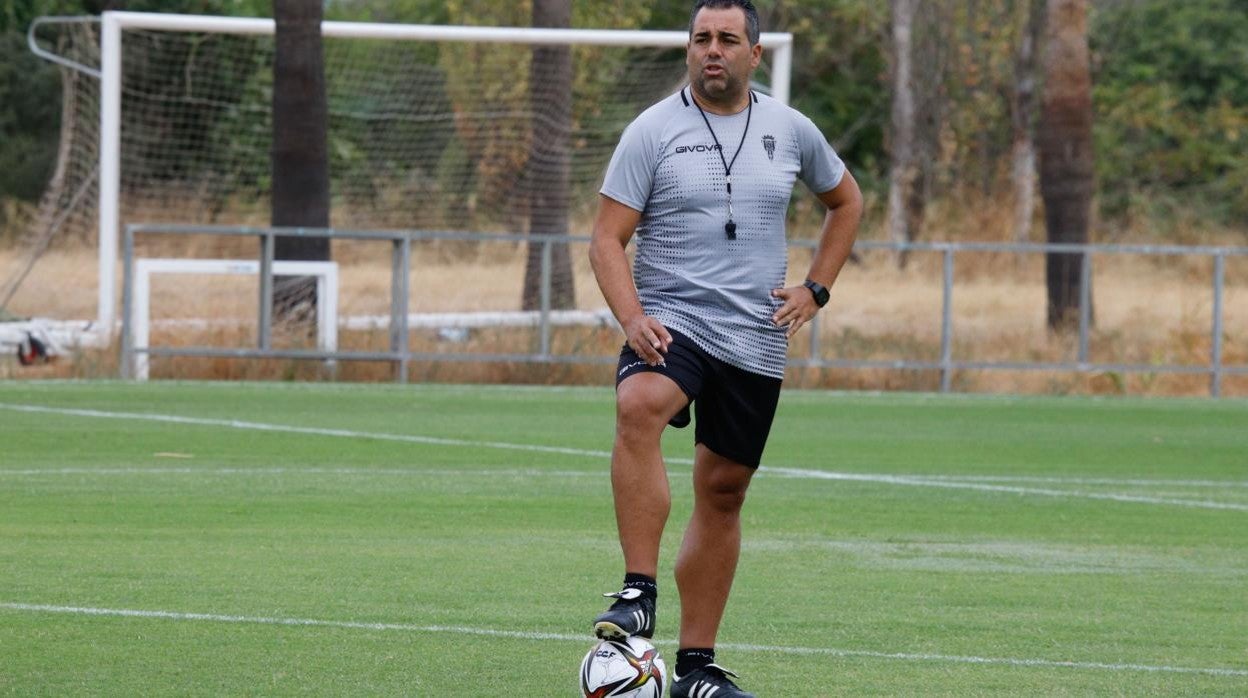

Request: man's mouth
left=703, top=64, right=726, bottom=78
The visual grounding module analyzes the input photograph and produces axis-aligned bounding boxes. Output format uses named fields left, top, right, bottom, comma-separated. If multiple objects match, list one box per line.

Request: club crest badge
left=762, top=134, right=776, bottom=161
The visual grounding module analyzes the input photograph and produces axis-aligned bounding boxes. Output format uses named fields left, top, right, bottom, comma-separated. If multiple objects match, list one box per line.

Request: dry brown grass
left=3, top=226, right=1246, bottom=396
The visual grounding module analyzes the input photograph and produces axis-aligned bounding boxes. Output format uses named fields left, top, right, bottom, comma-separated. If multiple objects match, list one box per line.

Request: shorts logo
left=618, top=360, right=647, bottom=377
left=762, top=134, right=776, bottom=161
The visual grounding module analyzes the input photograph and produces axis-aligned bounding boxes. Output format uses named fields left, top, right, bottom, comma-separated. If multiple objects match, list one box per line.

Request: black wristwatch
left=803, top=279, right=830, bottom=308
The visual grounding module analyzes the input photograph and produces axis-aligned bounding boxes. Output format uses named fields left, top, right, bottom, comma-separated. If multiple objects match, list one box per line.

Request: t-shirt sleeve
left=599, top=119, right=657, bottom=213
left=795, top=112, right=846, bottom=195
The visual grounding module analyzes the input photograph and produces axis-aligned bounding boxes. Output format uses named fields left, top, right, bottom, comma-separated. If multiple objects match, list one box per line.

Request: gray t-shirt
left=600, top=88, right=846, bottom=378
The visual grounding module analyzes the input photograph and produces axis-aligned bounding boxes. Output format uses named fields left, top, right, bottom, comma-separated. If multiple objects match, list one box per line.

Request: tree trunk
left=1010, top=0, right=1043, bottom=244
left=910, top=1, right=948, bottom=251
left=1037, top=0, right=1094, bottom=330
left=271, top=0, right=330, bottom=324
left=887, top=0, right=919, bottom=269
left=522, top=0, right=575, bottom=311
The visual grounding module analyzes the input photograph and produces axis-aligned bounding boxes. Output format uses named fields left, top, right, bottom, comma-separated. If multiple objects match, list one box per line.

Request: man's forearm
left=806, top=206, right=860, bottom=288
left=590, top=239, right=646, bottom=327
left=807, top=174, right=864, bottom=289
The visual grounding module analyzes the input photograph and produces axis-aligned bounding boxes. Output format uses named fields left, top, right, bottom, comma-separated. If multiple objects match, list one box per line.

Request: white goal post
left=129, top=258, right=338, bottom=380
left=92, top=11, right=795, bottom=334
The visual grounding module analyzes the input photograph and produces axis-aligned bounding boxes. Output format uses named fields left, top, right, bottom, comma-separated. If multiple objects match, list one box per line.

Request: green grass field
left=1, top=381, right=1246, bottom=695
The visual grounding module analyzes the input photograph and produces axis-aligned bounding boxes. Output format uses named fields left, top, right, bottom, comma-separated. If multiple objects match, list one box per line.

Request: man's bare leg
left=674, top=444, right=755, bottom=648
left=593, top=372, right=688, bottom=639
left=610, top=372, right=687, bottom=576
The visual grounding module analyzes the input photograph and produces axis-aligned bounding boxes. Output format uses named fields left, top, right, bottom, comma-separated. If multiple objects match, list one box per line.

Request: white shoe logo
left=613, top=588, right=643, bottom=600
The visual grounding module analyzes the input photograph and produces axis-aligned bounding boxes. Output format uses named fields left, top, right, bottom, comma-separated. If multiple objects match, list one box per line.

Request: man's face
left=686, top=6, right=763, bottom=107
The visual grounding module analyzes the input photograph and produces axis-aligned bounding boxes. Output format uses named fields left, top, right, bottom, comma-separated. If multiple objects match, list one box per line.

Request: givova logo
left=674, top=143, right=722, bottom=155
left=618, top=360, right=647, bottom=377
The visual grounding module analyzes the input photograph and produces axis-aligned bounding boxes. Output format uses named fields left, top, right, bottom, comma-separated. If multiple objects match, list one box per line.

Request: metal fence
left=794, top=238, right=1247, bottom=397
left=121, top=223, right=1248, bottom=396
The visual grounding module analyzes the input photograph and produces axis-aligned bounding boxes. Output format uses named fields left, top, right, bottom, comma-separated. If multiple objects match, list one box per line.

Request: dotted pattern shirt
left=600, top=88, right=846, bottom=378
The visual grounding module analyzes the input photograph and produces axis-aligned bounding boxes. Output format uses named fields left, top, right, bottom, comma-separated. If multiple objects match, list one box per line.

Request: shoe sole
left=593, top=620, right=629, bottom=641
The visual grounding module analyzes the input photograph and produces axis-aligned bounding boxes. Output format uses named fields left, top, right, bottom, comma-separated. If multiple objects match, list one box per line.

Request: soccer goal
left=22, top=12, right=794, bottom=337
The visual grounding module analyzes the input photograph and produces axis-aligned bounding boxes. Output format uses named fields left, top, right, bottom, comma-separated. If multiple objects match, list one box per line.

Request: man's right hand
left=623, top=315, right=672, bottom=367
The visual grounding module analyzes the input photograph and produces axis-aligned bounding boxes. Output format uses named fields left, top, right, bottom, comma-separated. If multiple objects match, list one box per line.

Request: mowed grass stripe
left=2, top=401, right=1245, bottom=510
left=3, top=465, right=1244, bottom=489
left=3, top=464, right=1245, bottom=495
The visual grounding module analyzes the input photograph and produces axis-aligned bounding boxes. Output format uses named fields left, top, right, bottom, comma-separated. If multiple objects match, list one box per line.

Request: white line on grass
left=917, top=475, right=1248, bottom=488
left=761, top=467, right=1248, bottom=512
left=2, top=602, right=1245, bottom=679
left=3, top=402, right=1245, bottom=512
left=0, top=467, right=600, bottom=478
left=0, top=402, right=633, bottom=461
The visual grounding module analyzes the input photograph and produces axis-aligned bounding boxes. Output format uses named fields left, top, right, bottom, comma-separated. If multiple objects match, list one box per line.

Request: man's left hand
left=770, top=285, right=821, bottom=338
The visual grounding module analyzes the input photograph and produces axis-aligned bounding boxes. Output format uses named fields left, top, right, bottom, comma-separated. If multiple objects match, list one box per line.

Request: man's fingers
left=631, top=325, right=669, bottom=366
left=642, top=320, right=672, bottom=355
left=624, top=316, right=670, bottom=366
left=642, top=328, right=662, bottom=351
left=786, top=317, right=804, bottom=338
left=774, top=303, right=800, bottom=327
left=659, top=329, right=673, bottom=351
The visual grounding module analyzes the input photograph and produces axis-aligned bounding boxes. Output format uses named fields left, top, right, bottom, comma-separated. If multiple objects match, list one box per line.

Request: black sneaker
left=671, top=664, right=755, bottom=698
left=592, top=588, right=656, bottom=640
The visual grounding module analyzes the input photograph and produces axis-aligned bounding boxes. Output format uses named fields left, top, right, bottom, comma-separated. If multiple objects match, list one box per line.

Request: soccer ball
left=579, top=636, right=667, bottom=698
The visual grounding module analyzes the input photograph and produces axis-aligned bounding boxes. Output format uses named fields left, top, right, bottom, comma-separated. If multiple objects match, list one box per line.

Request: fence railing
left=121, top=224, right=1247, bottom=396
left=794, top=238, right=1247, bottom=397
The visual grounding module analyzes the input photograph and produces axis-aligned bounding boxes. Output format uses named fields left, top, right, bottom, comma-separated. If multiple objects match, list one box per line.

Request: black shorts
left=615, top=329, right=782, bottom=468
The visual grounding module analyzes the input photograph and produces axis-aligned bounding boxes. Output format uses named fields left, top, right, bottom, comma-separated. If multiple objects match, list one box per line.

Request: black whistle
left=725, top=221, right=737, bottom=239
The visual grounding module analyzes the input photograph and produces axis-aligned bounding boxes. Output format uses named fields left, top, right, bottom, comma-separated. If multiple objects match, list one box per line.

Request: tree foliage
left=0, top=32, right=60, bottom=203
left=2, top=0, right=1247, bottom=240
left=1091, top=0, right=1248, bottom=223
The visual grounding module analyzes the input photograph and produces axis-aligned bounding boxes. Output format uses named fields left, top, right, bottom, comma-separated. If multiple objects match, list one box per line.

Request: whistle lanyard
left=689, top=88, right=753, bottom=239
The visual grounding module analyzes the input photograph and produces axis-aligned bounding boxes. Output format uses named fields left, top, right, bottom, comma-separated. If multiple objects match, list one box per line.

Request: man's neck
left=689, top=86, right=750, bottom=116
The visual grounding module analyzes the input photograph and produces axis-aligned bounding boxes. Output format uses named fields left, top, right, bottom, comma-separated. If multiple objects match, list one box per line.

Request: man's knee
left=694, top=462, right=752, bottom=514
left=615, top=376, right=684, bottom=437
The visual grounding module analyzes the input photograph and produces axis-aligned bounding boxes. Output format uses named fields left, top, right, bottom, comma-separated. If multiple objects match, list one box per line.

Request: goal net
left=14, top=12, right=791, bottom=336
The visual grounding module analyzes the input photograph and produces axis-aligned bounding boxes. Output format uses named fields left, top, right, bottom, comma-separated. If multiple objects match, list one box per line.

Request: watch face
left=805, top=281, right=829, bottom=307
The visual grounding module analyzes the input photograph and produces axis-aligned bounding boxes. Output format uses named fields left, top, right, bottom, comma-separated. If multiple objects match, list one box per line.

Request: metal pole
left=258, top=232, right=274, bottom=350
left=940, top=247, right=954, bottom=393
left=539, top=240, right=553, bottom=358
left=119, top=225, right=135, bottom=379
left=770, top=39, right=793, bottom=105
left=1078, top=249, right=1092, bottom=364
left=536, top=242, right=551, bottom=359
left=98, top=13, right=123, bottom=334
left=392, top=236, right=411, bottom=383
left=1211, top=253, right=1225, bottom=397
left=106, top=11, right=789, bottom=49
left=807, top=312, right=820, bottom=368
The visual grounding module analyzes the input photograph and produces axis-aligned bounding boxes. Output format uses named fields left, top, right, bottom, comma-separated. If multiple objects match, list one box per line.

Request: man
left=587, top=1, right=862, bottom=695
